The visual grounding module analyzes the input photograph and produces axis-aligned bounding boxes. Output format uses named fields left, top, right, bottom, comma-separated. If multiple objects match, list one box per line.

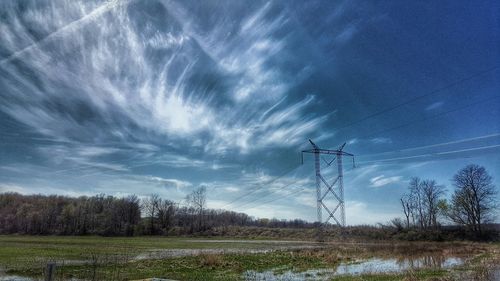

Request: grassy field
left=0, top=235, right=298, bottom=269
left=1, top=235, right=499, bottom=281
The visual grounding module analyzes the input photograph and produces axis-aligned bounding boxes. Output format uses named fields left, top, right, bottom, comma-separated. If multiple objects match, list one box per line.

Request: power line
left=242, top=185, right=308, bottom=211
left=356, top=144, right=500, bottom=165
left=239, top=160, right=323, bottom=209
left=335, top=65, right=499, bottom=131
left=235, top=176, right=310, bottom=209
left=218, top=141, right=310, bottom=209
left=358, top=94, right=500, bottom=141
left=28, top=141, right=497, bottom=216
left=356, top=133, right=500, bottom=159
left=221, top=163, right=303, bottom=209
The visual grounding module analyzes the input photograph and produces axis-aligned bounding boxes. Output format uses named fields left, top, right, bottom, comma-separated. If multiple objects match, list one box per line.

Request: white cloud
left=241, top=204, right=305, bottom=221
left=148, top=176, right=192, bottom=190
left=224, top=187, right=240, bottom=193
left=348, top=138, right=358, bottom=145
left=0, top=0, right=327, bottom=155
left=153, top=154, right=206, bottom=168
left=371, top=137, right=392, bottom=144
left=345, top=200, right=400, bottom=225
left=335, top=24, right=358, bottom=44
left=0, top=183, right=91, bottom=197
left=76, top=146, right=121, bottom=157
left=369, top=175, right=402, bottom=187
left=168, top=1, right=291, bottom=103
left=425, top=101, right=444, bottom=111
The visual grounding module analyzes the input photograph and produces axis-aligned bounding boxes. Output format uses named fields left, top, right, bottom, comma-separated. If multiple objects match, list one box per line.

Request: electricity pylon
left=302, top=139, right=354, bottom=234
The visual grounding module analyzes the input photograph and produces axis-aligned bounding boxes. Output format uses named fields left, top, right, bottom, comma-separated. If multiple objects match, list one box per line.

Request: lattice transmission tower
left=302, top=139, right=355, bottom=230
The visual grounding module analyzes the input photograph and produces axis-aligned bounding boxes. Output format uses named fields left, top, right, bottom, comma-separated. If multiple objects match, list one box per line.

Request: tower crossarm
left=302, top=149, right=353, bottom=156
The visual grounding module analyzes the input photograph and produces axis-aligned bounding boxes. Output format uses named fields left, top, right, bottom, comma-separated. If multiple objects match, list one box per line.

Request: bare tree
left=157, top=199, right=176, bottom=232
left=142, top=194, right=160, bottom=234
left=404, top=177, right=445, bottom=230
left=408, top=177, right=426, bottom=229
left=421, top=180, right=445, bottom=229
left=0, top=192, right=320, bottom=236
left=448, top=164, right=497, bottom=235
left=400, top=195, right=412, bottom=229
left=186, top=186, right=207, bottom=232
left=391, top=217, right=404, bottom=231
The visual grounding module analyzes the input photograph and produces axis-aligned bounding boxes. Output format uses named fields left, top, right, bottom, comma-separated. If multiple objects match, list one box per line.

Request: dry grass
left=4, top=237, right=499, bottom=281
left=199, top=253, right=224, bottom=267
left=292, top=248, right=342, bottom=264
left=402, top=269, right=419, bottom=281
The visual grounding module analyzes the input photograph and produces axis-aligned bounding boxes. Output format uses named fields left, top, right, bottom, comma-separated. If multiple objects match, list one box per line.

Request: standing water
left=244, top=254, right=466, bottom=281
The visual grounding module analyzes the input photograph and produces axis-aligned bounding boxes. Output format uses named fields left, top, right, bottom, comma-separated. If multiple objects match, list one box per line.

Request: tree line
left=0, top=187, right=314, bottom=236
left=1, top=164, right=496, bottom=238
left=397, top=164, right=498, bottom=238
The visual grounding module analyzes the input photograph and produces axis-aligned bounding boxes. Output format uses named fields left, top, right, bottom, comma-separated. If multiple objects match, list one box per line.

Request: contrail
left=399, top=133, right=500, bottom=153
left=0, top=0, right=127, bottom=66
left=359, top=133, right=500, bottom=158
left=357, top=144, right=500, bottom=164
left=435, top=144, right=500, bottom=156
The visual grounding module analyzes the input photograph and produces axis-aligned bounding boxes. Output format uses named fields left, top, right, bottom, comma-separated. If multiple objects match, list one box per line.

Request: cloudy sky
left=0, top=0, right=499, bottom=225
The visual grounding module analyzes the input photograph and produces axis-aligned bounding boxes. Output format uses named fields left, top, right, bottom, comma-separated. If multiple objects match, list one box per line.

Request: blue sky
left=0, top=0, right=499, bottom=225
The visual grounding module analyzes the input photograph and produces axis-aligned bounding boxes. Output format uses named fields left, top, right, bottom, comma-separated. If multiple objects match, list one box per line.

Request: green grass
left=6, top=250, right=333, bottom=281
left=0, top=235, right=280, bottom=270
left=1, top=235, right=498, bottom=281
left=7, top=251, right=451, bottom=281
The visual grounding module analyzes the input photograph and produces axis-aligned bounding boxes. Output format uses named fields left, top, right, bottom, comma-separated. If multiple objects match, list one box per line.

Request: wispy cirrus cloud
left=148, top=176, right=192, bottom=190
left=0, top=0, right=326, bottom=157
left=370, top=137, right=392, bottom=144
left=2, top=0, right=497, bottom=225
left=369, top=175, right=402, bottom=187
left=425, top=101, right=444, bottom=111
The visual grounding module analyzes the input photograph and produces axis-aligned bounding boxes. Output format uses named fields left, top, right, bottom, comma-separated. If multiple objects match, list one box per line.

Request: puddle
left=0, top=276, right=34, bottom=281
left=244, top=255, right=466, bottom=281
left=188, top=240, right=317, bottom=244
left=134, top=248, right=273, bottom=260
left=335, top=256, right=464, bottom=275
left=134, top=245, right=320, bottom=260
left=0, top=276, right=82, bottom=281
left=494, top=269, right=500, bottom=280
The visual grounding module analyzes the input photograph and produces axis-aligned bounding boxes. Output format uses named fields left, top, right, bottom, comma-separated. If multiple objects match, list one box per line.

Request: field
left=1, top=235, right=499, bottom=281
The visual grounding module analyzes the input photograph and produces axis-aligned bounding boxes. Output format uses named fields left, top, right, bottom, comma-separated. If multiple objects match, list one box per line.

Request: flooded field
left=1, top=236, right=499, bottom=281
left=244, top=254, right=466, bottom=280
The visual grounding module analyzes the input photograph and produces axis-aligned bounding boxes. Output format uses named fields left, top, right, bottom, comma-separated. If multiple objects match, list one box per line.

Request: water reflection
left=335, top=255, right=463, bottom=275
left=397, top=254, right=460, bottom=268
left=244, top=254, right=465, bottom=281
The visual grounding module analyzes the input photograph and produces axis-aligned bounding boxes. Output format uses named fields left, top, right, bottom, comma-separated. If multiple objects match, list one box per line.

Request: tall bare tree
left=420, top=180, right=445, bottom=229
left=448, top=164, right=497, bottom=235
left=400, top=195, right=412, bottom=229
left=409, top=177, right=426, bottom=229
left=142, top=194, right=160, bottom=234
left=186, top=186, right=206, bottom=232
left=157, top=199, right=176, bottom=232
left=404, top=177, right=445, bottom=230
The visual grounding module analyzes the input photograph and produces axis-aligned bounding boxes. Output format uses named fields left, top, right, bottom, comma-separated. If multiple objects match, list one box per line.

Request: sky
left=0, top=0, right=499, bottom=225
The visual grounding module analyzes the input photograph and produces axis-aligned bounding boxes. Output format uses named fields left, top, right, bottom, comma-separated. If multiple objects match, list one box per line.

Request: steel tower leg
left=337, top=152, right=345, bottom=227
left=314, top=151, right=322, bottom=225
